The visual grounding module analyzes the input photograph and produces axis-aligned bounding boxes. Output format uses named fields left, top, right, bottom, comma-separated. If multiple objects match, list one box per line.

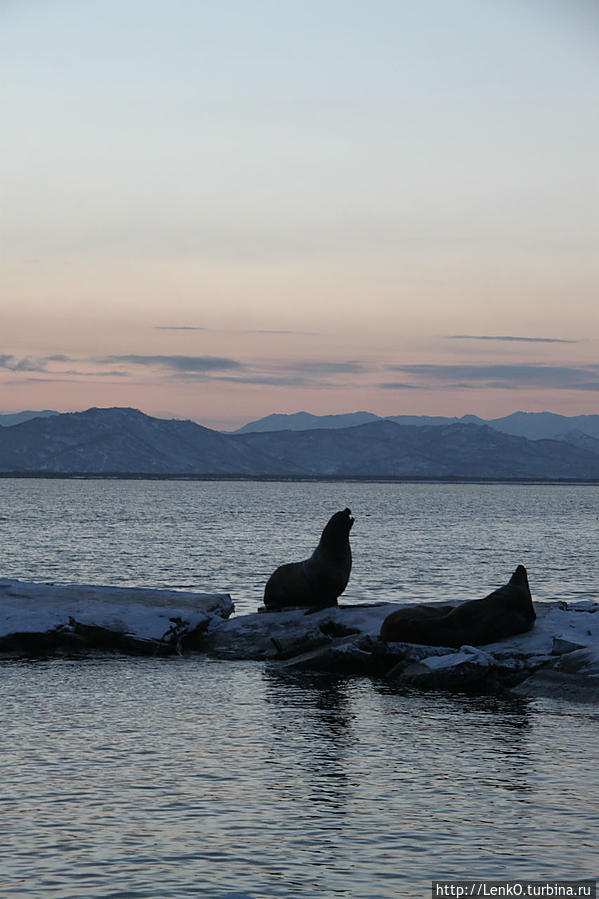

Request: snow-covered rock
left=204, top=602, right=397, bottom=660
left=1, top=577, right=598, bottom=699
left=512, top=633, right=599, bottom=701
left=0, top=578, right=233, bottom=654
left=205, top=598, right=599, bottom=696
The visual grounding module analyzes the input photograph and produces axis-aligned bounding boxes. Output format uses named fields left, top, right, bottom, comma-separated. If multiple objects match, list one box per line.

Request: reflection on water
left=1, top=657, right=598, bottom=897
left=263, top=670, right=356, bottom=811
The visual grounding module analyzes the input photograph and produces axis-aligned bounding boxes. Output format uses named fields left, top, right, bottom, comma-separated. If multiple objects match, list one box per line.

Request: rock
left=276, top=636, right=377, bottom=674
left=205, top=603, right=398, bottom=661
left=512, top=669, right=599, bottom=703
left=551, top=636, right=586, bottom=655
left=553, top=646, right=599, bottom=677
left=0, top=578, right=234, bottom=656
left=2, top=578, right=598, bottom=700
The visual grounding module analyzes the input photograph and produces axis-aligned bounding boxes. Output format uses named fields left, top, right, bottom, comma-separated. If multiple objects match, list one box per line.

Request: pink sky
left=2, top=1, right=598, bottom=429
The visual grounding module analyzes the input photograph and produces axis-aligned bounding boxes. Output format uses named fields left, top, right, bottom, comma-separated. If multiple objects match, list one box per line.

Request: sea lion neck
left=509, top=564, right=530, bottom=595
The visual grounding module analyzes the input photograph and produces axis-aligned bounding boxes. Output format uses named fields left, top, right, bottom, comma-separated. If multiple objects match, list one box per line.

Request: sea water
left=0, top=479, right=598, bottom=898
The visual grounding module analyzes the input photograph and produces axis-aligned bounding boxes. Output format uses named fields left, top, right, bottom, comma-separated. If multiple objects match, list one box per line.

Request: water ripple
left=1, top=481, right=598, bottom=896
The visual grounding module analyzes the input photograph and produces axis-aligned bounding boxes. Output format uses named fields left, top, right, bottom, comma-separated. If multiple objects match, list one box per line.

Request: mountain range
left=0, top=410, right=58, bottom=427
left=233, top=409, right=599, bottom=442
left=1, top=406, right=599, bottom=479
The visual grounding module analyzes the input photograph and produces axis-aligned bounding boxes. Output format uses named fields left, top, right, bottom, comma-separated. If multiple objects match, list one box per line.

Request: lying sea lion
left=380, top=565, right=535, bottom=647
left=263, top=508, right=354, bottom=611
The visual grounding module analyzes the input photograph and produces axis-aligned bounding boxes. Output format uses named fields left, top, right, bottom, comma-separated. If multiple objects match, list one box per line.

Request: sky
left=2, top=0, right=598, bottom=429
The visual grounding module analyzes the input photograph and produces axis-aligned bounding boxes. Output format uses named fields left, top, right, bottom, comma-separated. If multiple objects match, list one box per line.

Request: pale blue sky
left=2, top=0, right=598, bottom=427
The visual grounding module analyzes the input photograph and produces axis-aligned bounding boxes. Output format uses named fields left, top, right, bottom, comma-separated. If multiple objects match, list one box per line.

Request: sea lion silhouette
left=263, top=508, right=354, bottom=610
left=380, top=565, right=535, bottom=647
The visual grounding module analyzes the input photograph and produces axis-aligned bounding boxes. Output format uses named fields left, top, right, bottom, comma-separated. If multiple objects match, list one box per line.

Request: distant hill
left=0, top=410, right=58, bottom=427
left=235, top=409, right=599, bottom=448
left=232, top=411, right=380, bottom=433
left=1, top=406, right=599, bottom=479
left=0, top=407, right=294, bottom=476
left=482, top=411, right=599, bottom=441
left=554, top=430, right=599, bottom=455
left=234, top=419, right=599, bottom=479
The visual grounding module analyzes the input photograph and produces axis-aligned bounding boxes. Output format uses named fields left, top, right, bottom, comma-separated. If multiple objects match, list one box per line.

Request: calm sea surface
left=0, top=479, right=598, bottom=898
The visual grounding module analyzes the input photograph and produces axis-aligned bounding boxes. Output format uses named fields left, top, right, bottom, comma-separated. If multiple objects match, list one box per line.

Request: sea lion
left=263, top=508, right=354, bottom=610
left=380, top=565, right=535, bottom=647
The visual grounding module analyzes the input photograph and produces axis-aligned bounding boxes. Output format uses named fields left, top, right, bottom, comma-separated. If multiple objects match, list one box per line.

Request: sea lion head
left=506, top=563, right=535, bottom=621
left=320, top=508, right=354, bottom=549
left=509, top=564, right=530, bottom=592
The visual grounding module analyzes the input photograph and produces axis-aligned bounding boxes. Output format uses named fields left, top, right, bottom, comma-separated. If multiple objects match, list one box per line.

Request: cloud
left=282, top=361, right=368, bottom=375
left=9, top=375, right=129, bottom=384
left=155, top=326, right=210, bottom=331
left=208, top=374, right=310, bottom=387
left=385, top=363, right=599, bottom=391
left=7, top=377, right=74, bottom=384
left=218, top=359, right=369, bottom=386
left=92, top=354, right=368, bottom=385
left=61, top=370, right=131, bottom=378
left=163, top=361, right=368, bottom=387
left=446, top=335, right=580, bottom=344
left=0, top=354, right=48, bottom=372
left=379, top=382, right=427, bottom=390
left=11, top=357, right=49, bottom=372
left=98, top=354, right=244, bottom=373
left=2, top=349, right=368, bottom=390
left=0, top=354, right=132, bottom=380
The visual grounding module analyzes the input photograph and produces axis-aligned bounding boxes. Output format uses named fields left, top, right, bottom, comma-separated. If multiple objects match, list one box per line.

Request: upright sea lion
left=263, top=508, right=354, bottom=610
left=380, top=565, right=535, bottom=647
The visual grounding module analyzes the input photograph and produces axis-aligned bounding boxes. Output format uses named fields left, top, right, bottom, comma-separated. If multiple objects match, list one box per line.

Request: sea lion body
left=380, top=565, right=535, bottom=647
left=264, top=508, right=354, bottom=610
